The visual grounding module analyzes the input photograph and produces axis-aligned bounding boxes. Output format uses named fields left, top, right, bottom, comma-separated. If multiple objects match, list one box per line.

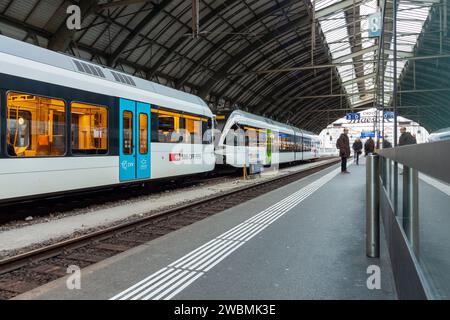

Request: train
left=427, top=127, right=450, bottom=142
left=0, top=35, right=320, bottom=204
left=215, top=110, right=320, bottom=168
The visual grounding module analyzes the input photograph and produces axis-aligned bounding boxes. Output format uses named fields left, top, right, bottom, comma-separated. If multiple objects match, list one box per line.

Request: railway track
left=0, top=158, right=339, bottom=299
left=0, top=171, right=239, bottom=225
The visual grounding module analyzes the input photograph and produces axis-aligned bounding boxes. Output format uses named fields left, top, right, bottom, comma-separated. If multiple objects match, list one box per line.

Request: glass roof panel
left=314, top=0, right=432, bottom=108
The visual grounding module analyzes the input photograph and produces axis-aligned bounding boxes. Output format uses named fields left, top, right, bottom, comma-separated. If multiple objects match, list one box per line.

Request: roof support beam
left=0, top=13, right=51, bottom=38
left=48, top=0, right=96, bottom=52
left=96, top=0, right=152, bottom=11
left=169, top=0, right=302, bottom=89
left=226, top=54, right=442, bottom=76
left=281, top=87, right=450, bottom=101
left=146, top=0, right=243, bottom=78
left=315, top=0, right=365, bottom=19
left=216, top=38, right=315, bottom=107
left=264, top=76, right=342, bottom=118
left=197, top=15, right=310, bottom=99
left=344, top=4, right=367, bottom=98
left=384, top=49, right=414, bottom=58
left=341, top=73, right=376, bottom=86
left=333, top=45, right=377, bottom=63
left=257, top=66, right=335, bottom=115
left=106, top=0, right=174, bottom=66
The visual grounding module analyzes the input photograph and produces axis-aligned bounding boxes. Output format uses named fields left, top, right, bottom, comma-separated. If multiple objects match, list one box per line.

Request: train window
left=153, top=109, right=179, bottom=143
left=151, top=111, right=159, bottom=142
left=158, top=115, right=177, bottom=142
left=123, top=111, right=133, bottom=155
left=139, top=113, right=148, bottom=154
left=184, top=117, right=203, bottom=144
left=279, top=132, right=291, bottom=153
left=71, top=102, right=108, bottom=155
left=6, top=92, right=66, bottom=157
left=150, top=108, right=210, bottom=144
left=202, top=118, right=213, bottom=144
left=245, top=135, right=250, bottom=147
left=245, top=127, right=257, bottom=147
left=295, top=135, right=303, bottom=152
left=303, top=137, right=311, bottom=152
left=258, top=131, right=267, bottom=147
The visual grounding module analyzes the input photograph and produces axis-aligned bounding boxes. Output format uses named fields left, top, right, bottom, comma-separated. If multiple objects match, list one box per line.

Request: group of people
left=335, top=126, right=417, bottom=173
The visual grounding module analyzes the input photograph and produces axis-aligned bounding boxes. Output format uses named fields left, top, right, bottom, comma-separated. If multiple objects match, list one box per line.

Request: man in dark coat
left=352, top=138, right=363, bottom=165
left=364, top=137, right=375, bottom=155
left=399, top=127, right=417, bottom=146
left=336, top=128, right=350, bottom=173
left=382, top=136, right=392, bottom=149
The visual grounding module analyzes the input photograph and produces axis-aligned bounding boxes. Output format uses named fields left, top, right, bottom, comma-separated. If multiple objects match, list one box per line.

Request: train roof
left=227, top=110, right=318, bottom=137
left=431, top=127, right=450, bottom=134
left=0, top=35, right=210, bottom=116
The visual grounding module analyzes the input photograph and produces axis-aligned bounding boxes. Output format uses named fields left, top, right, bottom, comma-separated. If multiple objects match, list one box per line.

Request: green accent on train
left=266, top=129, right=272, bottom=165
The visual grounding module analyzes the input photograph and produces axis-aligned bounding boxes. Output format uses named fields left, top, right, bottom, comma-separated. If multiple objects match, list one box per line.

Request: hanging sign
left=345, top=110, right=394, bottom=123
left=346, top=113, right=361, bottom=121
left=383, top=111, right=394, bottom=119
left=368, top=11, right=382, bottom=38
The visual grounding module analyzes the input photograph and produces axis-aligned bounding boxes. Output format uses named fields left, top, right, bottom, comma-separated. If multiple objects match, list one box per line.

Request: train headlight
left=18, top=117, right=25, bottom=125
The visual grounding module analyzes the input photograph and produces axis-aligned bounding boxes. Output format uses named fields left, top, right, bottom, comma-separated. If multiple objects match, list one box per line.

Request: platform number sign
left=368, top=11, right=382, bottom=38
left=383, top=111, right=394, bottom=120
left=346, top=112, right=361, bottom=121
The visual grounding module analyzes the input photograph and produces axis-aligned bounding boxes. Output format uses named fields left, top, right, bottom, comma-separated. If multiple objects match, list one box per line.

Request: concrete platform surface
left=15, top=159, right=397, bottom=300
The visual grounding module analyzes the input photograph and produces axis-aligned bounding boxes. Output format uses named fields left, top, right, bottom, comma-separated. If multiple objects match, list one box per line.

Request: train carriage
left=215, top=110, right=320, bottom=168
left=0, top=35, right=215, bottom=204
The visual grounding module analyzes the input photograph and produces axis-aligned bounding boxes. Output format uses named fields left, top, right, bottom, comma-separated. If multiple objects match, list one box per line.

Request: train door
left=119, top=98, right=151, bottom=182
left=136, top=102, right=151, bottom=179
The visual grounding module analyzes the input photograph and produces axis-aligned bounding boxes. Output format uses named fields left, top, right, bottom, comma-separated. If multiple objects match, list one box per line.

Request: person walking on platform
left=382, top=136, right=392, bottom=149
left=364, top=137, right=375, bottom=156
left=336, top=128, right=351, bottom=173
left=399, top=127, right=417, bottom=146
left=352, top=138, right=363, bottom=165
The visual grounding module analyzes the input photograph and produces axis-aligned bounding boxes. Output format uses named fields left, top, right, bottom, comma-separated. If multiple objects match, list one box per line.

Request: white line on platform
left=190, top=241, right=244, bottom=271
left=135, top=269, right=189, bottom=300
left=111, top=267, right=172, bottom=300
left=171, top=239, right=228, bottom=268
left=183, top=240, right=236, bottom=270
left=162, top=272, right=205, bottom=301
left=110, top=162, right=348, bottom=300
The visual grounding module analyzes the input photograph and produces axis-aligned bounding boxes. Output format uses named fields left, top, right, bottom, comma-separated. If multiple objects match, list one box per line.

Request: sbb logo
left=169, top=153, right=181, bottom=161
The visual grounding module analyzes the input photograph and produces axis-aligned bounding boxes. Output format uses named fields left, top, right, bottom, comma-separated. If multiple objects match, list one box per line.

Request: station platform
left=15, top=159, right=397, bottom=300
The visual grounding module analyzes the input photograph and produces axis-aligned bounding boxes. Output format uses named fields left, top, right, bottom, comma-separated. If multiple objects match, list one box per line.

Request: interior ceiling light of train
left=314, top=0, right=433, bottom=109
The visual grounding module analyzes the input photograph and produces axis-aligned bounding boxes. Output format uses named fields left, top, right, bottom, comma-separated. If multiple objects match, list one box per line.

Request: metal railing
left=373, top=139, right=450, bottom=299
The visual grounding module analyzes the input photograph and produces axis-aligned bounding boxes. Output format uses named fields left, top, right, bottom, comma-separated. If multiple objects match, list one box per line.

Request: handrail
left=378, top=140, right=450, bottom=184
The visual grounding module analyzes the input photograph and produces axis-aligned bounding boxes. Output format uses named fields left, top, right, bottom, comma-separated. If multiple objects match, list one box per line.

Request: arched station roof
left=0, top=0, right=447, bottom=133
left=0, top=0, right=349, bottom=133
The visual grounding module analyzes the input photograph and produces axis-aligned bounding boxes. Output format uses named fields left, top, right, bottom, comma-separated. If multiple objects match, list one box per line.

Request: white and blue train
left=428, top=127, right=450, bottom=142
left=215, top=110, right=320, bottom=168
left=0, top=35, right=320, bottom=204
